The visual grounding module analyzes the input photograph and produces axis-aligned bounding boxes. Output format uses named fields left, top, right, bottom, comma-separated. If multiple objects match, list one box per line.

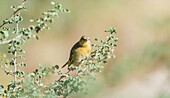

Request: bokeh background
left=0, top=0, right=170, bottom=98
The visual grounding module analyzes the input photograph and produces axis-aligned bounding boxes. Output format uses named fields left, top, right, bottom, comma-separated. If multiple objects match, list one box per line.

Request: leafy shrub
left=0, top=0, right=118, bottom=98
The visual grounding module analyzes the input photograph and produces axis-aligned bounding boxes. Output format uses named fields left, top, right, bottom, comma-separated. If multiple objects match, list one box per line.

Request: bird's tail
left=62, top=61, right=68, bottom=68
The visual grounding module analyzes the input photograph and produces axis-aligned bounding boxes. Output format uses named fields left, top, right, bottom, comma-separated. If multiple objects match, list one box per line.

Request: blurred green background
left=0, top=0, right=170, bottom=98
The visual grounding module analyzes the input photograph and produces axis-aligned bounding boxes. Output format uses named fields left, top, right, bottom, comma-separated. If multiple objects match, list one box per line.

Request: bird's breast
left=75, top=46, right=91, bottom=58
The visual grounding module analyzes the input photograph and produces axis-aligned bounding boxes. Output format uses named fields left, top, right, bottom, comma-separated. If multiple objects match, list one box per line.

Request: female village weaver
left=62, top=36, right=91, bottom=68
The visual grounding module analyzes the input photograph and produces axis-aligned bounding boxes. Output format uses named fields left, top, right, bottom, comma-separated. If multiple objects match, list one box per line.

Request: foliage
left=0, top=0, right=117, bottom=98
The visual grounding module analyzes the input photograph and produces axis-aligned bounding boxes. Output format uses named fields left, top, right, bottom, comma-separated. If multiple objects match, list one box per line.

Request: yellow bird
left=62, top=36, right=91, bottom=68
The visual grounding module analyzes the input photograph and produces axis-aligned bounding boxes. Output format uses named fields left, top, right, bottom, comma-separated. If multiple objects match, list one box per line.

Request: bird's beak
left=87, top=37, right=90, bottom=40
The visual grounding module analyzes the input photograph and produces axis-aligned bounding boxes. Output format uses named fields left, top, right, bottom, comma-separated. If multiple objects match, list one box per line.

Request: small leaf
left=0, top=84, right=4, bottom=89
left=55, top=65, right=59, bottom=69
left=35, top=26, right=41, bottom=33
left=51, top=2, right=55, bottom=5
left=30, top=19, right=34, bottom=22
left=103, top=61, right=107, bottom=63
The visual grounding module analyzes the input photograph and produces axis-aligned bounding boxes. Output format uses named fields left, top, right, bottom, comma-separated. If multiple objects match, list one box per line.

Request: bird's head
left=79, top=36, right=91, bottom=47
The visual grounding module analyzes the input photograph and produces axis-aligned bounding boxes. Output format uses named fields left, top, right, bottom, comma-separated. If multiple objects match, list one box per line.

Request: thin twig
left=14, top=48, right=17, bottom=82
left=0, top=34, right=22, bottom=45
left=14, top=23, right=19, bottom=82
left=13, top=0, right=27, bottom=16
left=0, top=0, right=28, bottom=45
left=0, top=0, right=27, bottom=28
left=0, top=66, right=14, bottom=76
left=56, top=59, right=86, bottom=82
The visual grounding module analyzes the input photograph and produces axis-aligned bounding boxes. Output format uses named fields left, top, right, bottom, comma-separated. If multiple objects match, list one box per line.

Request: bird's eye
left=82, top=38, right=87, bottom=41
left=80, top=36, right=89, bottom=41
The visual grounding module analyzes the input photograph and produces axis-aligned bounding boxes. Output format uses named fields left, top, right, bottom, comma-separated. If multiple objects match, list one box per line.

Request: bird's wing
left=70, top=42, right=80, bottom=57
left=62, top=42, right=80, bottom=68
left=67, top=42, right=80, bottom=67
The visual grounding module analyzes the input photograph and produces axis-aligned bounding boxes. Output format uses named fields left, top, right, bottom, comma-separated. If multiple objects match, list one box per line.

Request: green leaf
left=103, top=61, right=107, bottom=63
left=30, top=19, right=34, bottom=22
left=55, top=65, right=59, bottom=69
left=0, top=31, right=9, bottom=38
left=51, top=2, right=55, bottom=5
left=35, top=26, right=41, bottom=33
left=3, top=31, right=9, bottom=38
left=0, top=84, right=4, bottom=89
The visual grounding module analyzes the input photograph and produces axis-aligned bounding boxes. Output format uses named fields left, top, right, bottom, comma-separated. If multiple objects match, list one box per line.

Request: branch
left=14, top=23, right=19, bottom=82
left=0, top=0, right=27, bottom=28
left=0, top=0, right=27, bottom=45
left=0, top=66, right=14, bottom=76
left=0, top=34, right=22, bottom=45
left=13, top=0, right=27, bottom=16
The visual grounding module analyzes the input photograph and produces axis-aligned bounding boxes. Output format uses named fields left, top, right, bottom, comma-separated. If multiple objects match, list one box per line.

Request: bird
left=62, top=36, right=91, bottom=68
